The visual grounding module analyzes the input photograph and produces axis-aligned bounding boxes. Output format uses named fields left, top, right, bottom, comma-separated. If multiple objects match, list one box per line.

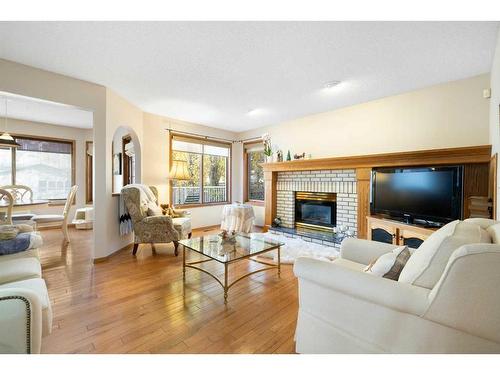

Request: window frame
left=85, top=140, right=93, bottom=204
left=2, top=133, right=76, bottom=202
left=243, top=140, right=265, bottom=206
left=169, top=132, right=232, bottom=208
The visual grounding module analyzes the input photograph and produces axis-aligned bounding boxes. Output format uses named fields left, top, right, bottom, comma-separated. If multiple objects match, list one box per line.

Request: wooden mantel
left=262, top=145, right=493, bottom=239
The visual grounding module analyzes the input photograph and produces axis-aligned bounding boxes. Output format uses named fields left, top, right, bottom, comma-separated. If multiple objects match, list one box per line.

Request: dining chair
left=32, top=185, right=78, bottom=244
left=0, top=185, right=35, bottom=223
left=0, top=189, right=14, bottom=225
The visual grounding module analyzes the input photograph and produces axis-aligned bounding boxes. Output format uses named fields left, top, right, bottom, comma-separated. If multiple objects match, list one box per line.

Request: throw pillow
left=16, top=223, right=34, bottom=233
left=364, top=246, right=411, bottom=281
left=398, top=221, right=491, bottom=288
left=0, top=225, right=20, bottom=241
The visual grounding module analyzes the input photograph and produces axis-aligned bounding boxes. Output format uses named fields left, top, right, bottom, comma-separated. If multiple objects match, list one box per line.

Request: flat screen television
left=371, top=166, right=463, bottom=225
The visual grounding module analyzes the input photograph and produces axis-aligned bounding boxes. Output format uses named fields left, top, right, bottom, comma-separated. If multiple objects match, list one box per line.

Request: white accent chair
left=32, top=185, right=78, bottom=244
left=293, top=218, right=500, bottom=353
left=0, top=234, right=51, bottom=353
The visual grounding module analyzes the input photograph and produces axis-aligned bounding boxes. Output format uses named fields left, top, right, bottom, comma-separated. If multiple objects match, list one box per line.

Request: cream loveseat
left=0, top=234, right=51, bottom=354
left=293, top=218, right=500, bottom=353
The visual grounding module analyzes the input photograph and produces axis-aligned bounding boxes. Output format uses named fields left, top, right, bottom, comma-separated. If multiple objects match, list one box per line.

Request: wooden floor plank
left=39, top=227, right=298, bottom=354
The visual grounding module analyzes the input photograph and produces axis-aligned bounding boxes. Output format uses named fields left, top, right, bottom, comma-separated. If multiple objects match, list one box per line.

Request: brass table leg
left=278, top=246, right=281, bottom=278
left=224, top=263, right=228, bottom=303
left=182, top=245, right=186, bottom=281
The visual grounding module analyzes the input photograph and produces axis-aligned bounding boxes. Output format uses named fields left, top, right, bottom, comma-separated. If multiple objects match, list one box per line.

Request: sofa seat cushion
left=0, top=248, right=39, bottom=263
left=1, top=278, right=52, bottom=336
left=332, top=258, right=366, bottom=272
left=399, top=220, right=491, bottom=289
left=172, top=217, right=191, bottom=238
left=0, top=258, right=41, bottom=284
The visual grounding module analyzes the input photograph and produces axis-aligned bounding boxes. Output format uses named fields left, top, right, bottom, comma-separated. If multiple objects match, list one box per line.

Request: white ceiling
left=0, top=21, right=498, bottom=132
left=0, top=91, right=93, bottom=129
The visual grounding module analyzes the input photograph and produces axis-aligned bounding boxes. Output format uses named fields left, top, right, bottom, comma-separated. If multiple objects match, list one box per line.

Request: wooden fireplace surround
left=262, top=145, right=496, bottom=239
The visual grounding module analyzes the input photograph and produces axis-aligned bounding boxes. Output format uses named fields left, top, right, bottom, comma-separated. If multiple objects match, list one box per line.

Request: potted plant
left=262, top=133, right=273, bottom=162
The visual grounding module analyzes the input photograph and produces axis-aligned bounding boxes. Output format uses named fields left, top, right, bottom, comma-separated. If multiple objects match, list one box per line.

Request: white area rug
left=257, top=232, right=340, bottom=264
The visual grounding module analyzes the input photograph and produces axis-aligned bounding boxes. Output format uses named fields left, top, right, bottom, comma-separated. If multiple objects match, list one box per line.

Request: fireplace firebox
left=295, top=191, right=337, bottom=231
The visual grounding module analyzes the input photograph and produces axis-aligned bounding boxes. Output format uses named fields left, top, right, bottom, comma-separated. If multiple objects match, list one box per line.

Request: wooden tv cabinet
left=367, top=216, right=437, bottom=249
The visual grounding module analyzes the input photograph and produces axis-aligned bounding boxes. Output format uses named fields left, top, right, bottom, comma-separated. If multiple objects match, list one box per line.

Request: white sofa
left=293, top=218, right=500, bottom=353
left=0, top=240, right=52, bottom=354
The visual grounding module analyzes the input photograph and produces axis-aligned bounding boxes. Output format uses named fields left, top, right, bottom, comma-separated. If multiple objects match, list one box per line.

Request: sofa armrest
left=294, top=257, right=430, bottom=316
left=340, top=238, right=399, bottom=265
left=0, top=288, right=43, bottom=354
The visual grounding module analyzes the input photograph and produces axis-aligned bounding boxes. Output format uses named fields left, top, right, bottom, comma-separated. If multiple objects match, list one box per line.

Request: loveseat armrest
left=340, top=237, right=399, bottom=265
left=0, top=288, right=43, bottom=354
left=294, top=256, right=430, bottom=316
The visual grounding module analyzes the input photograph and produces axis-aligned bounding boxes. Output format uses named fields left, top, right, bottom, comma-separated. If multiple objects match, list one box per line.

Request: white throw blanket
left=119, top=184, right=158, bottom=236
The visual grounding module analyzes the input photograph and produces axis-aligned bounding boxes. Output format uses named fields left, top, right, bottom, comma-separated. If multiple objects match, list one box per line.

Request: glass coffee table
left=179, top=234, right=284, bottom=302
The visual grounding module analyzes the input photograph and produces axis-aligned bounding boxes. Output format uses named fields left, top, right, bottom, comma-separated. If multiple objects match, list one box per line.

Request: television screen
left=371, top=166, right=463, bottom=224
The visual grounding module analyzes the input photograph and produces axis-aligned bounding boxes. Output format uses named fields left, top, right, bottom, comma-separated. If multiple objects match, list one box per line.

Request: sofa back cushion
left=398, top=221, right=491, bottom=289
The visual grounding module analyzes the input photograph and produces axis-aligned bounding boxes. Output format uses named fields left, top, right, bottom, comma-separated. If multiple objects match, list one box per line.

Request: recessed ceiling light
left=324, top=80, right=342, bottom=89
left=246, top=108, right=265, bottom=116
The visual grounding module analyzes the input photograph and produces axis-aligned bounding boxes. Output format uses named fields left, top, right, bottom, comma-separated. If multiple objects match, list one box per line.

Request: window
left=170, top=134, right=230, bottom=206
left=244, top=142, right=265, bottom=202
left=1, top=136, right=74, bottom=200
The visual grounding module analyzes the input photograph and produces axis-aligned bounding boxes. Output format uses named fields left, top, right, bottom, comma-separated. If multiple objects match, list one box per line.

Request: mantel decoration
left=286, top=150, right=291, bottom=161
left=262, top=133, right=273, bottom=162
left=0, top=98, right=20, bottom=148
left=276, top=150, right=283, bottom=162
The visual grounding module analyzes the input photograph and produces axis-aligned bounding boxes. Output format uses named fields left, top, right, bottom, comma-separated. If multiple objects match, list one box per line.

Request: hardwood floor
left=39, top=227, right=298, bottom=353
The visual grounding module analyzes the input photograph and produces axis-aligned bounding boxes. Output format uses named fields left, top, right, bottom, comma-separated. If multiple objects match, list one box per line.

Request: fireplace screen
left=295, top=191, right=337, bottom=230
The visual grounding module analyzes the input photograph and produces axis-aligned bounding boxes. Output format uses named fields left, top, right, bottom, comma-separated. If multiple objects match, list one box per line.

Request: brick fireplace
left=275, top=169, right=358, bottom=236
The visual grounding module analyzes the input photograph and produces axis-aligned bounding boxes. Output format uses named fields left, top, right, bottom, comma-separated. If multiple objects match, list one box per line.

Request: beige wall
left=142, top=112, right=240, bottom=229
left=489, top=29, right=500, bottom=219
left=237, top=74, right=491, bottom=224
left=238, top=74, right=490, bottom=157
left=0, top=58, right=107, bottom=258
left=106, top=89, right=144, bottom=253
left=3, top=118, right=93, bottom=221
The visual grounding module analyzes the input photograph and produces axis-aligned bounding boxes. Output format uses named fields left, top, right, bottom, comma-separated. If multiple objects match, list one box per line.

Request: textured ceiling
left=0, top=21, right=498, bottom=132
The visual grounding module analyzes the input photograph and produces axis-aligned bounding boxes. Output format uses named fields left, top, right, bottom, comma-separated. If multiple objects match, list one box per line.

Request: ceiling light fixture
left=323, top=80, right=342, bottom=89
left=246, top=108, right=265, bottom=116
left=0, top=98, right=20, bottom=148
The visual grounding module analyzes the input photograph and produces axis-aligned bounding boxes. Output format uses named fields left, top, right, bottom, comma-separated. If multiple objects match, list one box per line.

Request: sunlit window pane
left=15, top=138, right=72, bottom=200
left=203, top=154, right=227, bottom=203
left=171, top=150, right=202, bottom=205
left=248, top=150, right=265, bottom=201
left=0, top=147, right=12, bottom=186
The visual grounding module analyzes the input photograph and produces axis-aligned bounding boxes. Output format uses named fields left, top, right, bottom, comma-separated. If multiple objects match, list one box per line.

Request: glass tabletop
left=179, top=233, right=284, bottom=263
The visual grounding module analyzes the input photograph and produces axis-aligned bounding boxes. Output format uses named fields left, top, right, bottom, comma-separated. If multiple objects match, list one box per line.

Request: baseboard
left=93, top=243, right=133, bottom=264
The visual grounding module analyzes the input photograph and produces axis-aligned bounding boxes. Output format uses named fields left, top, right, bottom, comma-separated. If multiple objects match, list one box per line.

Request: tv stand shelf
left=367, top=216, right=437, bottom=249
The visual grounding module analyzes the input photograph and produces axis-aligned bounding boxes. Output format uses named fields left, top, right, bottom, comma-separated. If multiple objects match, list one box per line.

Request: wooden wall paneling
left=489, top=153, right=497, bottom=219
left=264, top=171, right=277, bottom=227
left=463, top=163, right=490, bottom=219
left=356, top=168, right=371, bottom=239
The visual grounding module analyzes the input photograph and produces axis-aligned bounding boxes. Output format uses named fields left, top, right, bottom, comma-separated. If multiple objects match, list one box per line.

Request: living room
left=1, top=1, right=500, bottom=372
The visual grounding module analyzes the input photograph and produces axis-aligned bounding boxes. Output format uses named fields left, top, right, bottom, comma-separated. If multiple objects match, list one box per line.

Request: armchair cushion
left=146, top=201, right=162, bottom=216
left=399, top=221, right=491, bottom=289
left=172, top=216, right=192, bottom=239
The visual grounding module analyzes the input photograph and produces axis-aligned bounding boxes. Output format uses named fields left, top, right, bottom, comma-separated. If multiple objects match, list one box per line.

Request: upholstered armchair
left=121, top=185, right=192, bottom=256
